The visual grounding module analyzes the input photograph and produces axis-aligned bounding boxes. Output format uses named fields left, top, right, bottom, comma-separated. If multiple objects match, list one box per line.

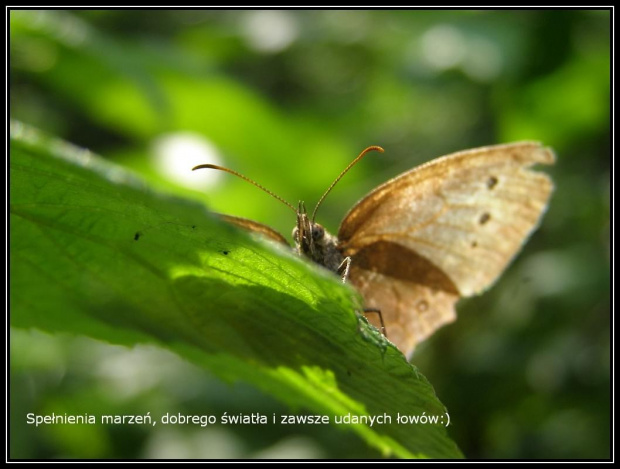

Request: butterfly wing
left=218, top=214, right=290, bottom=246
left=338, top=142, right=555, bottom=357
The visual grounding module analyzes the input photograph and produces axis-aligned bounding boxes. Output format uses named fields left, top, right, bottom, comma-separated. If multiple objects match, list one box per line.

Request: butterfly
left=193, top=142, right=555, bottom=358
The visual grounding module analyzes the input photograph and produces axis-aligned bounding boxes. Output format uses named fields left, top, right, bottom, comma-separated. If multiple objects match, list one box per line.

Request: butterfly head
left=293, top=201, right=324, bottom=258
left=292, top=201, right=344, bottom=273
left=292, top=147, right=385, bottom=265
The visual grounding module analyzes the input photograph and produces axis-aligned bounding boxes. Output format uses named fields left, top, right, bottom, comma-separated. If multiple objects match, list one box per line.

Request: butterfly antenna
left=312, top=146, right=384, bottom=222
left=192, top=164, right=297, bottom=213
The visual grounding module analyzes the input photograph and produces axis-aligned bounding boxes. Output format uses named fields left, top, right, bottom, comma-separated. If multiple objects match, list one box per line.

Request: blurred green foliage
left=10, top=9, right=610, bottom=459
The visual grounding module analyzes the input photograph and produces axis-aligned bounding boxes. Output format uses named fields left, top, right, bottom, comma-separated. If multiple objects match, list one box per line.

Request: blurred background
left=10, top=9, right=610, bottom=459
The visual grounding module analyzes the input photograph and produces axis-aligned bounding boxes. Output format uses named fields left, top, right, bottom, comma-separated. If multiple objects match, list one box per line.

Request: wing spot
left=487, top=176, right=498, bottom=189
left=479, top=212, right=491, bottom=225
left=471, top=240, right=478, bottom=248
left=417, top=300, right=429, bottom=313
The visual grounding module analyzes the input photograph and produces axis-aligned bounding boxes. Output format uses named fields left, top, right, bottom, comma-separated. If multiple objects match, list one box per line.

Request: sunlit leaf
left=10, top=122, right=462, bottom=459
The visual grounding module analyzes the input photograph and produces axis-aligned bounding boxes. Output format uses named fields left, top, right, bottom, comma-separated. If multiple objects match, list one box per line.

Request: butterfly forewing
left=338, top=142, right=554, bottom=357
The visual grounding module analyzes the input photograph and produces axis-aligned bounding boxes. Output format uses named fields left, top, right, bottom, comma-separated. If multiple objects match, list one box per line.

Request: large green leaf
left=9, top=121, right=462, bottom=459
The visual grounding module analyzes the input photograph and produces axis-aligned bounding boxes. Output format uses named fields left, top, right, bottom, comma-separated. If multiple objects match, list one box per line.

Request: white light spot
left=95, top=347, right=164, bottom=398
left=144, top=428, right=245, bottom=459
left=521, top=250, right=581, bottom=296
left=151, top=132, right=223, bottom=190
left=241, top=10, right=298, bottom=53
left=421, top=24, right=466, bottom=70
left=462, top=37, right=503, bottom=82
left=22, top=10, right=89, bottom=47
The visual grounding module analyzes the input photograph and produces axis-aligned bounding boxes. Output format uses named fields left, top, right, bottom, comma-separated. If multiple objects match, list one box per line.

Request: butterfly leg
left=337, top=256, right=352, bottom=283
left=363, top=308, right=387, bottom=338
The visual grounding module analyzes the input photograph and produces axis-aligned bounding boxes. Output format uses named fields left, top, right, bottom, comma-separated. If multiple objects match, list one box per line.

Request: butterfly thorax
left=293, top=202, right=344, bottom=274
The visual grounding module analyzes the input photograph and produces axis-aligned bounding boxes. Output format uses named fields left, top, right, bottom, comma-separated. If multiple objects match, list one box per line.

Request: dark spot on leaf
left=192, top=225, right=196, bottom=229
left=134, top=232, right=141, bottom=241
left=487, top=176, right=498, bottom=189
left=222, top=250, right=229, bottom=255
left=346, top=369, right=352, bottom=377
left=479, top=213, right=491, bottom=225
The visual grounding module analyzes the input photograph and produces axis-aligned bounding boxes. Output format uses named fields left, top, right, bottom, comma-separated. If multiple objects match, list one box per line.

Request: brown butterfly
left=193, top=142, right=555, bottom=358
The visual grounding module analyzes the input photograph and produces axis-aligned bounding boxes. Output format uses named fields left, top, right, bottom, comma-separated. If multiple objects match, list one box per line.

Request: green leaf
left=9, top=121, right=462, bottom=459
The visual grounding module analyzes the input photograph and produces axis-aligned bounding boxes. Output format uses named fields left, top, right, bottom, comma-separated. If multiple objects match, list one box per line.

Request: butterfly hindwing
left=351, top=265, right=459, bottom=359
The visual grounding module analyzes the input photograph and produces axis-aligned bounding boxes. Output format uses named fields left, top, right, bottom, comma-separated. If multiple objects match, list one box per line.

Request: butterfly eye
left=311, top=224, right=325, bottom=241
